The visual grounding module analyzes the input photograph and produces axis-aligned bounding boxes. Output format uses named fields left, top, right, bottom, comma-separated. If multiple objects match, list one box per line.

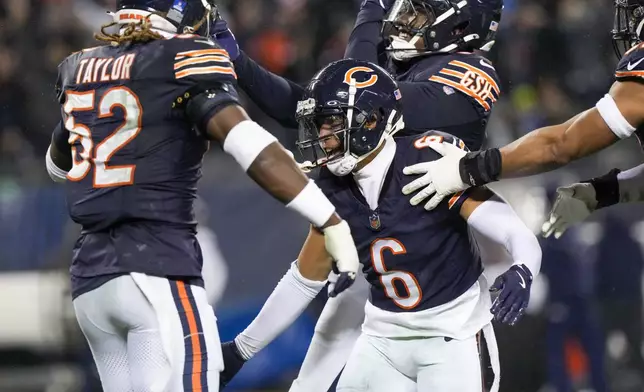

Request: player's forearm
left=466, top=197, right=542, bottom=276
left=499, top=109, right=618, bottom=178
left=234, top=261, right=327, bottom=360
left=344, top=2, right=384, bottom=63
left=233, top=51, right=302, bottom=129
left=498, top=112, right=585, bottom=178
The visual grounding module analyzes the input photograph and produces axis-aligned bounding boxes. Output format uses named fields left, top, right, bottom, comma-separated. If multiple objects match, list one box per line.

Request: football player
left=213, top=1, right=505, bottom=389
left=219, top=59, right=542, bottom=392
left=395, top=0, right=644, bottom=231
left=212, top=0, right=503, bottom=150
left=44, top=1, right=361, bottom=391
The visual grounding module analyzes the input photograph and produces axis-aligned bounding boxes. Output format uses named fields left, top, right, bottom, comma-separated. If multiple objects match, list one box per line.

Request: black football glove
left=220, top=341, right=247, bottom=389
left=490, top=264, right=533, bottom=326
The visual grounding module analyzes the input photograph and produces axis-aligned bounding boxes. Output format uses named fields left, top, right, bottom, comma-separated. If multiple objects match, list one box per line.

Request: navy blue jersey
left=316, top=131, right=482, bottom=312
left=615, top=43, right=644, bottom=146
left=391, top=53, right=500, bottom=149
left=55, top=36, right=237, bottom=297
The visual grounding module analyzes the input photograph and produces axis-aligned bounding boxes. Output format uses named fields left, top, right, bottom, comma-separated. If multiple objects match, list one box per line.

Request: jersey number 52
left=371, top=238, right=422, bottom=310
left=63, top=87, right=142, bottom=188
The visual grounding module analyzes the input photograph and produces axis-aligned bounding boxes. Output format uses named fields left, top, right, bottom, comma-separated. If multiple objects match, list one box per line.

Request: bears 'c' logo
left=343, top=67, right=379, bottom=88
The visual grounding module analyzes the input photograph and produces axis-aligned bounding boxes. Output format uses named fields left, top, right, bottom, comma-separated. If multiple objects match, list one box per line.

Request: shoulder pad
left=426, top=53, right=500, bottom=113
left=56, top=51, right=84, bottom=101
left=616, top=43, right=644, bottom=80
left=165, top=36, right=237, bottom=86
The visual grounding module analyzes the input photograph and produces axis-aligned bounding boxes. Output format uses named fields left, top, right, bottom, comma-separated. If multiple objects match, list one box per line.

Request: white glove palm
left=541, top=183, right=598, bottom=239
left=402, top=141, right=470, bottom=210
left=322, top=220, right=360, bottom=297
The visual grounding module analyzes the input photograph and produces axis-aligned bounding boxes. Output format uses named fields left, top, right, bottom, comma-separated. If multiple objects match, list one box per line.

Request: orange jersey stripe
left=439, top=68, right=465, bottom=78
left=616, top=70, right=644, bottom=77
left=449, top=60, right=500, bottom=94
left=448, top=191, right=465, bottom=209
left=429, top=75, right=490, bottom=111
left=175, top=49, right=230, bottom=59
left=174, top=55, right=231, bottom=70
left=176, top=281, right=203, bottom=392
left=175, top=66, right=238, bottom=79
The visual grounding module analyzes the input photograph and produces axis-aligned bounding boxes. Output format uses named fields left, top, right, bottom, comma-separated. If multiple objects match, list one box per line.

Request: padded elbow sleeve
left=185, top=83, right=240, bottom=134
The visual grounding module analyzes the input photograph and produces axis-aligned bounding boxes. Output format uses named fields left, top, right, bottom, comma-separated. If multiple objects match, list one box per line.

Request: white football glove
left=322, top=220, right=360, bottom=297
left=401, top=141, right=470, bottom=210
left=541, top=183, right=598, bottom=239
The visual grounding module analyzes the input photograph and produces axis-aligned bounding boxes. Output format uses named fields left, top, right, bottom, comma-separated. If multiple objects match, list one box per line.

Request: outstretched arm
left=212, top=18, right=305, bottom=129
left=400, top=80, right=644, bottom=211
left=232, top=51, right=304, bottom=129
left=480, top=79, right=644, bottom=181
left=542, top=161, right=644, bottom=239
left=344, top=1, right=387, bottom=64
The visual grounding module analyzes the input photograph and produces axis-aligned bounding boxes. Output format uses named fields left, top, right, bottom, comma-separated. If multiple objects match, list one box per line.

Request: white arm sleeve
left=45, top=145, right=68, bottom=183
left=466, top=197, right=542, bottom=277
left=617, top=163, right=644, bottom=203
left=234, top=261, right=327, bottom=360
left=223, top=121, right=335, bottom=227
left=595, top=94, right=636, bottom=139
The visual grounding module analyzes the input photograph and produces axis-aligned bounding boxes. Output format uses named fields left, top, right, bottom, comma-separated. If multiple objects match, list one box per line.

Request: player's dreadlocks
left=95, top=16, right=162, bottom=45
left=95, top=12, right=210, bottom=45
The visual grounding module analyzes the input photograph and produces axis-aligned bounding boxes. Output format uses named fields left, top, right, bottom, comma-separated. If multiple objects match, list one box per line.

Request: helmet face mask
left=612, top=0, right=644, bottom=58
left=294, top=60, right=404, bottom=175
left=382, top=0, right=503, bottom=60
left=296, top=102, right=380, bottom=169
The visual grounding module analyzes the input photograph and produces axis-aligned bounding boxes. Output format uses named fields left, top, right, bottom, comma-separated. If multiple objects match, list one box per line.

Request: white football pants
left=73, top=273, right=223, bottom=392
left=289, top=272, right=370, bottom=392
left=336, top=329, right=493, bottom=392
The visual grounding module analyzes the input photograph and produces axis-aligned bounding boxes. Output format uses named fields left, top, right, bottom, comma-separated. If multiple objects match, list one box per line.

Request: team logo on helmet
left=343, top=67, right=379, bottom=89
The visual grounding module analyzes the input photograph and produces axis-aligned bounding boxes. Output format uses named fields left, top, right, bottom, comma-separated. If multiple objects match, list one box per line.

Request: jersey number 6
left=370, top=238, right=422, bottom=310
left=63, top=87, right=142, bottom=188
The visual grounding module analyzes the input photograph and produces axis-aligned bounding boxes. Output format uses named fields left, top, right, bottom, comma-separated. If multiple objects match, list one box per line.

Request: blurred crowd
left=1, top=0, right=644, bottom=391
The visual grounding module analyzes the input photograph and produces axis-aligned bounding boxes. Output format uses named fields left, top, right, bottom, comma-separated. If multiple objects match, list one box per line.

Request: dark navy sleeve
left=53, top=62, right=70, bottom=155
left=399, top=55, right=501, bottom=149
left=344, top=2, right=386, bottom=65
left=52, top=121, right=70, bottom=154
left=424, top=55, right=501, bottom=116
left=169, top=37, right=238, bottom=89
left=233, top=51, right=304, bottom=129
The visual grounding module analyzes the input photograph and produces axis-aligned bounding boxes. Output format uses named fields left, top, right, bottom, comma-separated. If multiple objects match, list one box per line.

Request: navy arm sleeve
left=233, top=51, right=304, bottom=129
left=344, top=2, right=386, bottom=65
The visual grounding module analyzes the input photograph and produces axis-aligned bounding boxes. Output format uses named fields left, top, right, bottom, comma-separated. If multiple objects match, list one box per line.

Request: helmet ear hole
left=453, top=21, right=469, bottom=35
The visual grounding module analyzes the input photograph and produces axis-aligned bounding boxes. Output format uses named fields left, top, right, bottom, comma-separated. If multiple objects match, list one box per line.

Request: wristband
left=585, top=168, right=621, bottom=209
left=286, top=180, right=336, bottom=228
left=458, top=148, right=502, bottom=186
